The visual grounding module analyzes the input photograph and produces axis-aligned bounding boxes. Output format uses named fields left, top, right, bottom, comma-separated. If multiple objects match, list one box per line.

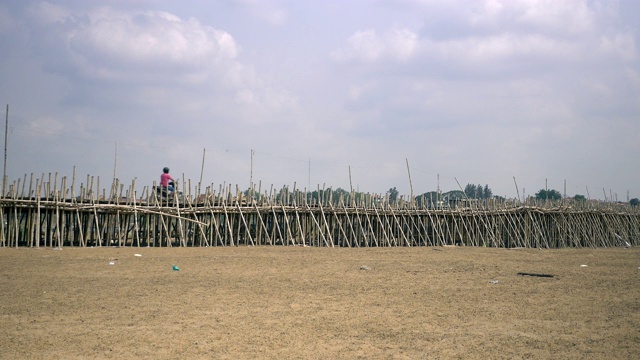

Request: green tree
left=333, top=187, right=349, bottom=200
left=464, top=183, right=493, bottom=199
left=464, top=184, right=475, bottom=198
left=444, top=190, right=465, bottom=201
left=535, top=189, right=562, bottom=201
left=307, top=187, right=352, bottom=204
left=388, top=187, right=399, bottom=203
left=417, top=191, right=440, bottom=207
left=630, top=198, right=640, bottom=207
left=483, top=185, right=493, bottom=199
left=573, top=194, right=587, bottom=202
left=493, top=195, right=505, bottom=203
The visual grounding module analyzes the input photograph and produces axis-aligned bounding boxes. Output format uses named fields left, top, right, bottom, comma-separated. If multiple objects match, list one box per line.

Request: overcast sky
left=1, top=0, right=638, bottom=200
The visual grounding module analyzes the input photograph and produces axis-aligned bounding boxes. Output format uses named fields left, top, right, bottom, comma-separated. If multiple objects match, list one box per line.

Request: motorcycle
left=153, top=181, right=184, bottom=204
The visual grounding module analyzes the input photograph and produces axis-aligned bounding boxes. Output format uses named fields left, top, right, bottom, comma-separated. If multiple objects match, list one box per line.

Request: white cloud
left=332, top=28, right=418, bottom=63
left=347, top=82, right=378, bottom=102
left=469, top=0, right=598, bottom=36
left=229, top=0, right=288, bottom=26
left=28, top=5, right=239, bottom=85
left=18, top=3, right=302, bottom=125
left=514, top=0, right=596, bottom=34
left=27, top=1, right=73, bottom=24
left=27, top=116, right=65, bottom=134
left=388, top=28, right=418, bottom=61
left=325, top=0, right=639, bottom=196
left=598, top=32, right=638, bottom=62
left=335, top=0, right=635, bottom=79
left=1, top=0, right=638, bottom=199
left=333, top=30, right=382, bottom=62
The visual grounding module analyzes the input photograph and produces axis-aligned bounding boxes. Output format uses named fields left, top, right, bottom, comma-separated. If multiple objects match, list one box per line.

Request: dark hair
left=163, top=167, right=170, bottom=173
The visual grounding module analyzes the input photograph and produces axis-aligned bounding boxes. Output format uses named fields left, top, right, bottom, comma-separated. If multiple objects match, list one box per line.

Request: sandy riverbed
left=1, top=246, right=638, bottom=359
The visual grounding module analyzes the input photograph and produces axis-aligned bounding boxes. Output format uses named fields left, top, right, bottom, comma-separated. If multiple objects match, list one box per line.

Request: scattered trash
left=517, top=272, right=554, bottom=278
left=53, top=247, right=62, bottom=250
left=172, top=265, right=180, bottom=271
left=134, top=254, right=142, bottom=257
left=108, top=261, right=115, bottom=266
left=580, top=264, right=588, bottom=267
left=489, top=280, right=499, bottom=284
left=359, top=265, right=371, bottom=271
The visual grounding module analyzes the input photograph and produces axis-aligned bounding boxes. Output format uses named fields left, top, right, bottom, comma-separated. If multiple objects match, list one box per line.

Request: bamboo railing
left=0, top=173, right=638, bottom=248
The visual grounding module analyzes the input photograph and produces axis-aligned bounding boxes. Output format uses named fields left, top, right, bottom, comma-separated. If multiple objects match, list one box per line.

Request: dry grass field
left=1, top=246, right=638, bottom=359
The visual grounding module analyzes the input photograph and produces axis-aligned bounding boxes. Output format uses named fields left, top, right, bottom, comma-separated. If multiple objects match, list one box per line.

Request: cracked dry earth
left=1, top=246, right=638, bottom=359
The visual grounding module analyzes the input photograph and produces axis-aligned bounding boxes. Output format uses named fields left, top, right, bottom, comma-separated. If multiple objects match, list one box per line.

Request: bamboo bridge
left=0, top=174, right=638, bottom=248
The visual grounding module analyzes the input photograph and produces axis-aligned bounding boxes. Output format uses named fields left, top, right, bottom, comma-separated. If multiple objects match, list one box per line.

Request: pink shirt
left=160, top=173, right=173, bottom=187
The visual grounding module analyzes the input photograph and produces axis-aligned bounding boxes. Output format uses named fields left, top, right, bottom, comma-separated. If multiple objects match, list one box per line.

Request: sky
left=1, top=0, right=639, bottom=201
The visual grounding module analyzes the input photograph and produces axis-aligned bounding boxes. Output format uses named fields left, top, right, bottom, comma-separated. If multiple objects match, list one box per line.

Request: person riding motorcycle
left=160, top=167, right=175, bottom=193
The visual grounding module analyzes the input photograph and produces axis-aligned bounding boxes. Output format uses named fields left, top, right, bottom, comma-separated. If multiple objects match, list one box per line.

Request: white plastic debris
left=108, top=261, right=115, bottom=265
left=580, top=264, right=588, bottom=267
left=134, top=254, right=142, bottom=257
left=489, top=280, right=499, bottom=284
left=359, top=265, right=371, bottom=271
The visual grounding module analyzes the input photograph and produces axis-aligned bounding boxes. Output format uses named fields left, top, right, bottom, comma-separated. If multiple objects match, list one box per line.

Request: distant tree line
left=573, top=194, right=587, bottom=202
left=534, top=189, right=562, bottom=201
left=464, top=184, right=493, bottom=199
left=240, top=184, right=638, bottom=207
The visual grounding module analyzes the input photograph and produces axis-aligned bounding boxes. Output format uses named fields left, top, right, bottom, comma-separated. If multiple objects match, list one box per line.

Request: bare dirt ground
left=0, top=246, right=638, bottom=359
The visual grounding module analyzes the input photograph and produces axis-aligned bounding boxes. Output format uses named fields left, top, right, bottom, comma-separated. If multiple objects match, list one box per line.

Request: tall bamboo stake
left=3, top=104, right=8, bottom=197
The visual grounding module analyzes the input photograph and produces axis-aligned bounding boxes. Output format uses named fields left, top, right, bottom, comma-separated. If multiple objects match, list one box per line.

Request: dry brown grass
left=1, top=246, right=638, bottom=359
